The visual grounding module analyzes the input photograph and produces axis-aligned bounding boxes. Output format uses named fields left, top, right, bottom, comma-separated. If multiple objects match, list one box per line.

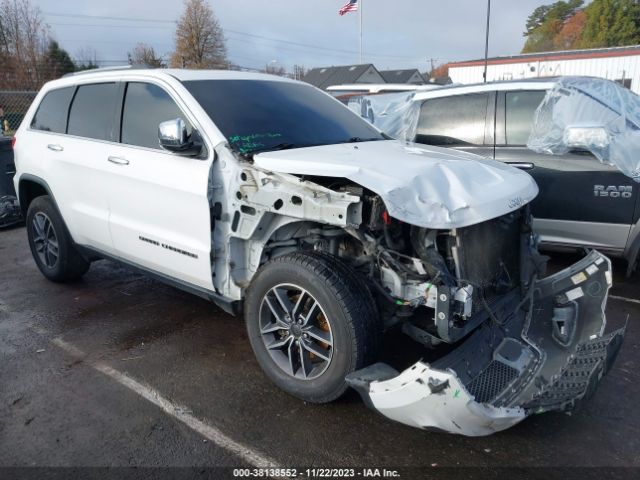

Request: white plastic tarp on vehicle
left=527, top=76, right=640, bottom=182
left=347, top=92, right=420, bottom=143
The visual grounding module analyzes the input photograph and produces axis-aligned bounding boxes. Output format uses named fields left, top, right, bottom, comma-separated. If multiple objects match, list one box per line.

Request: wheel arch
left=623, top=220, right=640, bottom=276
left=17, top=174, right=57, bottom=217
left=229, top=218, right=331, bottom=288
left=18, top=174, right=87, bottom=259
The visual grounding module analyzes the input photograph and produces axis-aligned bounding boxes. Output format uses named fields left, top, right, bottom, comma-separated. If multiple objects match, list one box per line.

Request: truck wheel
left=245, top=251, right=380, bottom=403
left=26, top=195, right=90, bottom=282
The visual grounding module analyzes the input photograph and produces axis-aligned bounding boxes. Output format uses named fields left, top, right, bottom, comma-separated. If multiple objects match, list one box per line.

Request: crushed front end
left=345, top=209, right=625, bottom=436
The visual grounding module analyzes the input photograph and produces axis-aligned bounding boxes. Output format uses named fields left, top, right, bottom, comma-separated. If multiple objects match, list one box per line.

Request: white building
left=448, top=45, right=640, bottom=94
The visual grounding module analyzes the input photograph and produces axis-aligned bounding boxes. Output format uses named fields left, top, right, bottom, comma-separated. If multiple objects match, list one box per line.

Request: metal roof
left=450, top=45, right=640, bottom=68
left=302, top=64, right=381, bottom=89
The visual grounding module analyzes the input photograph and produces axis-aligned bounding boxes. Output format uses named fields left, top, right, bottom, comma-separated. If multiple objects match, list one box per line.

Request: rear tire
left=245, top=251, right=380, bottom=403
left=26, top=195, right=90, bottom=282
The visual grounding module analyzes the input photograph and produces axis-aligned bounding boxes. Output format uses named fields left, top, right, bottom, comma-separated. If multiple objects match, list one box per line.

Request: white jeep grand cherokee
left=13, top=68, right=625, bottom=436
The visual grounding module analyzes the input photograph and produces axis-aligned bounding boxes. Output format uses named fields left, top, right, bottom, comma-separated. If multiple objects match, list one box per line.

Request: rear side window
left=505, top=90, right=547, bottom=145
left=68, top=83, right=118, bottom=141
left=30, top=87, right=75, bottom=133
left=121, top=82, right=189, bottom=149
left=416, top=93, right=489, bottom=146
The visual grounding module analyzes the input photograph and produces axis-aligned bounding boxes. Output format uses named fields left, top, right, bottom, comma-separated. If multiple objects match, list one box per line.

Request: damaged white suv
left=14, top=69, right=625, bottom=436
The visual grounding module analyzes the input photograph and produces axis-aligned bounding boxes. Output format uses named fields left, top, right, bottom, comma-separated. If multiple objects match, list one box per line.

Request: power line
left=44, top=12, right=175, bottom=24
left=224, top=29, right=423, bottom=61
left=225, top=35, right=424, bottom=62
left=43, top=11, right=426, bottom=62
left=60, top=38, right=174, bottom=48
left=48, top=22, right=172, bottom=30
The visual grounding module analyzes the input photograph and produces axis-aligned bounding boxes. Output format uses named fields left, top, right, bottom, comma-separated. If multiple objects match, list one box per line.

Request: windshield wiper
left=342, top=137, right=386, bottom=143
left=253, top=143, right=299, bottom=153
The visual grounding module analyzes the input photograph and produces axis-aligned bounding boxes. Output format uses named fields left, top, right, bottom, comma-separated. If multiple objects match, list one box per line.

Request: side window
left=121, top=82, right=190, bottom=150
left=416, top=93, right=489, bottom=146
left=30, top=87, right=75, bottom=133
left=68, top=83, right=118, bottom=141
left=504, top=90, right=547, bottom=145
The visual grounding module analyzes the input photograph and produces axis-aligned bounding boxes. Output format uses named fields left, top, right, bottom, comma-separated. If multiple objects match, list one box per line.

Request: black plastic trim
left=79, top=245, right=241, bottom=316
left=17, top=173, right=57, bottom=216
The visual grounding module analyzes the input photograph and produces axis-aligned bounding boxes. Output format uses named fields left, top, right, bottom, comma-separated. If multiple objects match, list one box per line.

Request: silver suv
left=411, top=79, right=640, bottom=274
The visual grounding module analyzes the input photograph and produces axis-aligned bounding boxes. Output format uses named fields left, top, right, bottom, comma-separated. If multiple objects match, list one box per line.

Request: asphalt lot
left=1, top=224, right=639, bottom=477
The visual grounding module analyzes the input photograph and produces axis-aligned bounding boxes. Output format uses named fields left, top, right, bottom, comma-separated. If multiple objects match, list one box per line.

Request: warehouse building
left=448, top=45, right=640, bottom=93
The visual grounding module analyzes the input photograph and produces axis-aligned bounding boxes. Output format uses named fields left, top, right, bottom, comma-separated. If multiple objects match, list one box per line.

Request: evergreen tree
left=580, top=0, right=639, bottom=47
left=522, top=0, right=640, bottom=53
left=43, top=41, right=76, bottom=78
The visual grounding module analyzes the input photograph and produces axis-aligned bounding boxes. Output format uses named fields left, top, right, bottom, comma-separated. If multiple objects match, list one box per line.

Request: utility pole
left=483, top=0, right=491, bottom=83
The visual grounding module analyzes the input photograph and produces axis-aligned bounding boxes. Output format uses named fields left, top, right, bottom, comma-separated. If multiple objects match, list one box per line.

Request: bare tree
left=265, top=63, right=288, bottom=77
left=74, top=47, right=99, bottom=71
left=0, top=0, right=50, bottom=89
left=292, top=65, right=307, bottom=81
left=170, top=0, right=228, bottom=69
left=128, top=43, right=164, bottom=68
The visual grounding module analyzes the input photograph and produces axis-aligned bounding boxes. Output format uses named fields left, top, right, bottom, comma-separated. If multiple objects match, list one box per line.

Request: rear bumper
left=347, top=250, right=626, bottom=436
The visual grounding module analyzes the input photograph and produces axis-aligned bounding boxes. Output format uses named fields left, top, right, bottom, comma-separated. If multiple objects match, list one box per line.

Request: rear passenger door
left=105, top=81, right=215, bottom=291
left=494, top=89, right=637, bottom=251
left=415, top=92, right=495, bottom=159
left=33, top=83, right=119, bottom=252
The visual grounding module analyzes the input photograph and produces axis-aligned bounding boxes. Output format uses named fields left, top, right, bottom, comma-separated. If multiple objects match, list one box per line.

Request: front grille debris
left=466, top=360, right=519, bottom=403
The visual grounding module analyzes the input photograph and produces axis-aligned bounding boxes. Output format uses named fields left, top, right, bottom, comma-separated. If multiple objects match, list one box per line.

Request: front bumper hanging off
left=346, top=251, right=626, bottom=436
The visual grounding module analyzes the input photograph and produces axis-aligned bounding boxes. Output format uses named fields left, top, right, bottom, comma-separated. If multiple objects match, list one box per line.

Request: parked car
left=327, top=83, right=443, bottom=105
left=13, top=68, right=624, bottom=436
left=409, top=79, right=640, bottom=273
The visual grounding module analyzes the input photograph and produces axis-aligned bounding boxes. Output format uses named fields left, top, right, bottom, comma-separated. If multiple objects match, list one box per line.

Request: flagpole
left=483, top=0, right=491, bottom=83
left=359, top=0, right=363, bottom=64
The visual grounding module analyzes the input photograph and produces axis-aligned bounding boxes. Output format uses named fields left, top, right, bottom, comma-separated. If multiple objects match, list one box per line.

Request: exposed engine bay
left=208, top=139, right=626, bottom=436
left=261, top=181, right=536, bottom=347
left=253, top=180, right=624, bottom=436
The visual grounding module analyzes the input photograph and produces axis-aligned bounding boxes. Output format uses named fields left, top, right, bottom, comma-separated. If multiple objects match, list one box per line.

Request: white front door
left=105, top=81, right=214, bottom=290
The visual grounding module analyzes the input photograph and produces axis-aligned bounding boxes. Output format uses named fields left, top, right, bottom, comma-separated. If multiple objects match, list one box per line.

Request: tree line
left=1, top=0, right=246, bottom=90
left=523, top=0, right=640, bottom=53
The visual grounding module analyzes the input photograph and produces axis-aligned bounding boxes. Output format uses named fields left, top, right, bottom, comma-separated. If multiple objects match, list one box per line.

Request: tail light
left=11, top=136, right=16, bottom=149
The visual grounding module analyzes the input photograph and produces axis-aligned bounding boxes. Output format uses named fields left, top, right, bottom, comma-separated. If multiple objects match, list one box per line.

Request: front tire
left=26, top=196, right=90, bottom=282
left=245, top=251, right=380, bottom=403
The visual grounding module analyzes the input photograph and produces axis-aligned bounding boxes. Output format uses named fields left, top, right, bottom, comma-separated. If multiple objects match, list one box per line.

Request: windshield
left=183, top=80, right=386, bottom=155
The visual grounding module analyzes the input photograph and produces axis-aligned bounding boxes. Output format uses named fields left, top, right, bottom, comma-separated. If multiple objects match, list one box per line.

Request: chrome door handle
left=507, top=162, right=534, bottom=170
left=47, top=144, right=63, bottom=152
left=108, top=156, right=130, bottom=166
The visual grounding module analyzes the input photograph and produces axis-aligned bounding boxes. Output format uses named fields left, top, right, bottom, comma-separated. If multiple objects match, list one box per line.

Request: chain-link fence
left=0, top=91, right=37, bottom=136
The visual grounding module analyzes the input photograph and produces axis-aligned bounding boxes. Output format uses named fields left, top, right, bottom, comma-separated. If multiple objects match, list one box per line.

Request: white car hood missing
left=254, top=140, right=538, bottom=229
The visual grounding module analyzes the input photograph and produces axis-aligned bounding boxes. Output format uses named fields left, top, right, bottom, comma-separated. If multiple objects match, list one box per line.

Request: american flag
left=339, top=0, right=358, bottom=16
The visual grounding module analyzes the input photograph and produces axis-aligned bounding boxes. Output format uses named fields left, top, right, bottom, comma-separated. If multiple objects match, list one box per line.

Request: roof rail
left=63, top=64, right=151, bottom=78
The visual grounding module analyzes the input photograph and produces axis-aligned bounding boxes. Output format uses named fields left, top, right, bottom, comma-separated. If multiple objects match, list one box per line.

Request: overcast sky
left=35, top=0, right=558, bottom=72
